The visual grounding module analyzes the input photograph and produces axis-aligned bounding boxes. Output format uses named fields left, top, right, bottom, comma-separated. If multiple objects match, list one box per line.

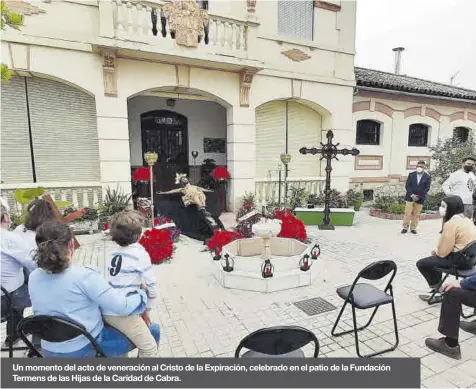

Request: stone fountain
left=212, top=218, right=319, bottom=293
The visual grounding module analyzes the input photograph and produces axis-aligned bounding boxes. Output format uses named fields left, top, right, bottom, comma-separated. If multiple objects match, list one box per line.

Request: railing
left=111, top=0, right=248, bottom=52
left=1, top=184, right=103, bottom=213
left=255, top=179, right=326, bottom=205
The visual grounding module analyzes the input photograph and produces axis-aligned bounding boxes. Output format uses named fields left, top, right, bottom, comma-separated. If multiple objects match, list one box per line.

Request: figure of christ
left=158, top=173, right=213, bottom=209
left=156, top=174, right=223, bottom=241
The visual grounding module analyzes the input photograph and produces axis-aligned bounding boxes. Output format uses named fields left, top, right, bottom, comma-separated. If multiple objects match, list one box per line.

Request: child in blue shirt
left=103, top=210, right=159, bottom=357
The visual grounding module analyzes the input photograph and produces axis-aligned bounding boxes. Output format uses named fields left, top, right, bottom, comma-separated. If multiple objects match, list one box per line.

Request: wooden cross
left=43, top=195, right=85, bottom=249
left=299, top=130, right=360, bottom=230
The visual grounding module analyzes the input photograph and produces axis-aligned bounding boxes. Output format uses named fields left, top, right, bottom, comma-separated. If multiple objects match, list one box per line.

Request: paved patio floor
left=3, top=210, right=476, bottom=388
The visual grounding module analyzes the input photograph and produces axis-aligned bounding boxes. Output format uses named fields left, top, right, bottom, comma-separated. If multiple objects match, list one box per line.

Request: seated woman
left=14, top=199, right=55, bottom=249
left=417, top=195, right=476, bottom=302
left=28, top=221, right=160, bottom=357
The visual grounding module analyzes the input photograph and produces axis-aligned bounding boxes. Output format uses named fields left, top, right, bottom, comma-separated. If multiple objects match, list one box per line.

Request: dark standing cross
left=299, top=130, right=360, bottom=230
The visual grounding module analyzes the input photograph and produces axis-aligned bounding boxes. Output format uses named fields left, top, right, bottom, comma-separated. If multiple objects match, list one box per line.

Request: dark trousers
left=416, top=252, right=474, bottom=288
left=439, top=287, right=476, bottom=340
left=1, top=283, right=32, bottom=341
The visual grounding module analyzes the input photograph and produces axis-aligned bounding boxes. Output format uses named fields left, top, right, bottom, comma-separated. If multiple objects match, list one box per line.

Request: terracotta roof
left=355, top=67, right=476, bottom=101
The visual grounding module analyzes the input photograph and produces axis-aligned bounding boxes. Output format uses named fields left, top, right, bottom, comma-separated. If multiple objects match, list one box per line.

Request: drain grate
left=293, top=297, right=337, bottom=316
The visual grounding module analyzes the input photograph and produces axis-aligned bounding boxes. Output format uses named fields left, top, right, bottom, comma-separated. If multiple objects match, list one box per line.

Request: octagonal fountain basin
left=212, top=237, right=317, bottom=293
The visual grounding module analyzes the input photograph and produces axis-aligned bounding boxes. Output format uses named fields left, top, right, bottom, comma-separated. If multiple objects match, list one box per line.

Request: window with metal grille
left=277, top=0, right=314, bottom=41
left=408, top=124, right=429, bottom=147
left=356, top=120, right=381, bottom=145
left=453, top=127, right=470, bottom=143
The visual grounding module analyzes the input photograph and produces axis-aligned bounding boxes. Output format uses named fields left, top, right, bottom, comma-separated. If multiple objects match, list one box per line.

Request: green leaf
left=54, top=201, right=72, bottom=209
left=23, top=187, right=46, bottom=200
left=13, top=189, right=30, bottom=204
left=1, top=63, right=11, bottom=83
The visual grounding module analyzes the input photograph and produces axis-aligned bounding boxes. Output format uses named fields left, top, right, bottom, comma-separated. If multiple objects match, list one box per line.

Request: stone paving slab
left=2, top=210, right=476, bottom=388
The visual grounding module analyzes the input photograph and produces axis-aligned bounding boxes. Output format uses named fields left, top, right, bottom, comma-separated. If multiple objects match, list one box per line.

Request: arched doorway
left=140, top=110, right=188, bottom=191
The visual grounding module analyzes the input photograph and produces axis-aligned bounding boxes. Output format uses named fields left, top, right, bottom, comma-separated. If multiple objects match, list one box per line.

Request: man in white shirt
left=442, top=157, right=476, bottom=219
left=0, top=201, right=37, bottom=346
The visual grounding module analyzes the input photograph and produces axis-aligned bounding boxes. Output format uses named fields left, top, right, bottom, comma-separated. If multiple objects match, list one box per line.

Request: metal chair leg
left=332, top=299, right=380, bottom=337
left=427, top=274, right=450, bottom=305
left=353, top=300, right=399, bottom=358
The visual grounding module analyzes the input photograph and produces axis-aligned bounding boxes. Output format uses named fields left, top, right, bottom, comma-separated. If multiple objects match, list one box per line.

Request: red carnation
left=274, top=209, right=307, bottom=242
left=103, top=223, right=109, bottom=231
left=213, top=166, right=230, bottom=180
left=139, top=228, right=174, bottom=264
left=133, top=167, right=151, bottom=182
left=207, top=229, right=243, bottom=254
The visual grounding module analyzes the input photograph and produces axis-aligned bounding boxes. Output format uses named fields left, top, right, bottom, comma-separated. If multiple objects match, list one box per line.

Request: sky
left=355, top=0, right=476, bottom=90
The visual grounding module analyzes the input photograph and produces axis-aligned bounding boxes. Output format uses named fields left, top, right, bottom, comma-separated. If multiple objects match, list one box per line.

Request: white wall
left=128, top=95, right=227, bottom=167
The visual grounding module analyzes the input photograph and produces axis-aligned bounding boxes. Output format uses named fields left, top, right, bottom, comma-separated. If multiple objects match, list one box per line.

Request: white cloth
left=442, top=170, right=476, bottom=205
left=104, top=242, right=158, bottom=314
left=13, top=224, right=37, bottom=249
left=1, top=228, right=36, bottom=294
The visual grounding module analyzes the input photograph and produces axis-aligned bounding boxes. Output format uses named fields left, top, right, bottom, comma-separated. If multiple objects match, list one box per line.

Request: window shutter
left=0, top=76, right=34, bottom=183
left=26, top=77, right=100, bottom=182
left=278, top=0, right=313, bottom=40
left=287, top=101, right=321, bottom=178
left=255, top=101, right=286, bottom=179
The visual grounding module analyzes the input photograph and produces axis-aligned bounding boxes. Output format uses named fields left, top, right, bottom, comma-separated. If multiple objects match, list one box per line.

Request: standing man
left=402, top=160, right=431, bottom=234
left=442, top=157, right=476, bottom=219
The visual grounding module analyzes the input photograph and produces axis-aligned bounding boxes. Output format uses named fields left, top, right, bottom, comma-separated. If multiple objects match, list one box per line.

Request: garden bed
left=370, top=208, right=440, bottom=221
left=295, top=207, right=355, bottom=226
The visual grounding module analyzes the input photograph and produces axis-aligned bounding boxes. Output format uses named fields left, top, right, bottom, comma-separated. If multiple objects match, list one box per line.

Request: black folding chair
left=234, top=326, right=319, bottom=358
left=426, top=241, right=476, bottom=319
left=331, top=260, right=398, bottom=358
left=1, top=286, right=29, bottom=358
left=17, top=315, right=107, bottom=357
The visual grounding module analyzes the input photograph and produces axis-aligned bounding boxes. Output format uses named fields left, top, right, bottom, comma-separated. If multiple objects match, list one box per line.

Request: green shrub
left=98, top=187, right=132, bottom=223
left=390, top=203, right=406, bottom=214
left=288, top=186, right=307, bottom=210
left=312, top=189, right=348, bottom=208
left=423, top=192, right=445, bottom=212
left=373, top=194, right=405, bottom=213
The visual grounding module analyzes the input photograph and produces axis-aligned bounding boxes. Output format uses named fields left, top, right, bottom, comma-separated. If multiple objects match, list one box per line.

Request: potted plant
left=64, top=207, right=99, bottom=234
left=347, top=189, right=364, bottom=211
left=98, top=187, right=132, bottom=230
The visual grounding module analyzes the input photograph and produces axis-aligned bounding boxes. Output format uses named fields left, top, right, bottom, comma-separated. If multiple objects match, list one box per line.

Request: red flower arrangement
left=274, top=209, right=307, bottom=242
left=103, top=223, right=109, bottom=231
left=207, top=229, right=243, bottom=254
left=132, top=167, right=151, bottom=182
left=139, top=228, right=174, bottom=264
left=212, top=166, right=230, bottom=180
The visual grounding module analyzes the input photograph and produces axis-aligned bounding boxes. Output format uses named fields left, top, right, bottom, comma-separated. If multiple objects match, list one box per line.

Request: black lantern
left=299, top=254, right=312, bottom=272
left=261, top=259, right=274, bottom=278
left=222, top=253, right=234, bottom=272
left=311, top=244, right=321, bottom=260
left=212, top=246, right=221, bottom=261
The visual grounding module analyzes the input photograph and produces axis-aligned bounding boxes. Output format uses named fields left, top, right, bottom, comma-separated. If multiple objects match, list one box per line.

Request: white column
left=95, top=95, right=133, bottom=199
left=226, top=105, right=256, bottom=212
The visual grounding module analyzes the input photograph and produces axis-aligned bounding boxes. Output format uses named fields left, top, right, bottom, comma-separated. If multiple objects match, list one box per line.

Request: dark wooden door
left=141, top=110, right=188, bottom=191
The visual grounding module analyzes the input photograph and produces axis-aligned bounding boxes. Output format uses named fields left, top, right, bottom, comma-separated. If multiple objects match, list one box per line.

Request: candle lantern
left=144, top=151, right=158, bottom=228
left=212, top=246, right=221, bottom=261
left=261, top=259, right=274, bottom=278
left=280, top=153, right=291, bottom=211
left=299, top=254, right=312, bottom=272
left=221, top=253, right=234, bottom=272
left=311, top=244, right=321, bottom=260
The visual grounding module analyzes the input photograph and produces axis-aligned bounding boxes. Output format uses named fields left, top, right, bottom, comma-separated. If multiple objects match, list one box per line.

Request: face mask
left=439, top=207, right=446, bottom=217
left=416, top=167, right=423, bottom=173
left=464, top=166, right=474, bottom=173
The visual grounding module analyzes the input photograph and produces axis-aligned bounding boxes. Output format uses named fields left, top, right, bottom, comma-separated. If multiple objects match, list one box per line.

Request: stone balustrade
left=255, top=180, right=325, bottom=205
left=111, top=0, right=248, bottom=52
left=1, top=184, right=103, bottom=213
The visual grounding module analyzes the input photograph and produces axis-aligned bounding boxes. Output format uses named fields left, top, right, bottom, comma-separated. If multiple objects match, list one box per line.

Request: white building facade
left=1, top=0, right=357, bottom=210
